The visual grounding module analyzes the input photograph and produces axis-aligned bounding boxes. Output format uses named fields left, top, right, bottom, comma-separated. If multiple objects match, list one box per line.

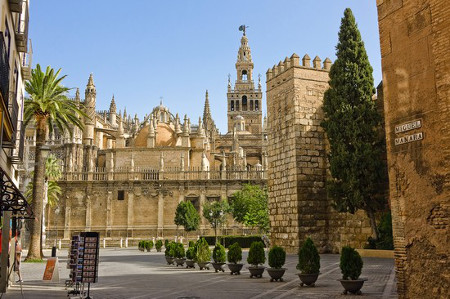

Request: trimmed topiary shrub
left=145, top=240, right=154, bottom=252
left=297, top=237, right=320, bottom=274
left=268, top=246, right=286, bottom=269
left=227, top=242, right=242, bottom=264
left=247, top=241, right=266, bottom=266
left=340, top=246, right=363, bottom=280
left=164, top=239, right=169, bottom=249
left=174, top=242, right=185, bottom=259
left=188, top=240, right=195, bottom=248
left=194, top=238, right=211, bottom=263
left=165, top=241, right=176, bottom=258
left=155, top=240, right=163, bottom=252
left=186, top=246, right=196, bottom=260
left=201, top=235, right=263, bottom=248
left=212, top=243, right=226, bottom=263
left=138, top=240, right=145, bottom=251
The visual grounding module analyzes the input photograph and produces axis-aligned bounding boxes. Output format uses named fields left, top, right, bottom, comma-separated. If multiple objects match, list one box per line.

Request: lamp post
left=52, top=206, right=60, bottom=257
left=40, top=145, right=51, bottom=251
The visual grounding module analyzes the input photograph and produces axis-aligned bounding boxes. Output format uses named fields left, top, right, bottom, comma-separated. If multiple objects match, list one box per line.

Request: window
left=255, top=100, right=259, bottom=111
left=230, top=100, right=234, bottom=111
left=242, top=96, right=247, bottom=111
left=242, top=70, right=247, bottom=81
left=235, top=100, right=240, bottom=111
left=118, top=190, right=125, bottom=200
left=250, top=100, right=253, bottom=111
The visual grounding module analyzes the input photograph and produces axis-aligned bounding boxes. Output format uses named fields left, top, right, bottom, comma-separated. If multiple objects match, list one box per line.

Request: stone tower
left=83, top=74, right=96, bottom=145
left=227, top=31, right=262, bottom=134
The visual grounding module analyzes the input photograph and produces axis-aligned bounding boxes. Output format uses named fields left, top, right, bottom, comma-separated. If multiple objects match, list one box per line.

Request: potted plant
left=155, top=239, right=163, bottom=252
left=247, top=241, right=266, bottom=278
left=194, top=238, right=211, bottom=270
left=188, top=240, right=195, bottom=248
left=138, top=240, right=145, bottom=252
left=185, top=246, right=196, bottom=269
left=164, top=241, right=175, bottom=265
left=174, top=242, right=186, bottom=267
left=266, top=245, right=287, bottom=282
left=227, top=242, right=243, bottom=275
left=164, top=239, right=169, bottom=249
left=297, top=237, right=320, bottom=287
left=211, top=243, right=226, bottom=273
left=146, top=240, right=154, bottom=252
left=338, top=246, right=366, bottom=295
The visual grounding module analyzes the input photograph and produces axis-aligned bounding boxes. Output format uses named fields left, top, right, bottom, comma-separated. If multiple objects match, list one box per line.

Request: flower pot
left=175, top=258, right=186, bottom=267
left=338, top=278, right=367, bottom=295
left=227, top=263, right=244, bottom=275
left=266, top=268, right=286, bottom=282
left=211, top=262, right=226, bottom=273
left=165, top=256, right=175, bottom=265
left=197, top=261, right=210, bottom=270
left=185, top=259, right=196, bottom=269
left=298, top=273, right=320, bottom=287
left=156, top=248, right=162, bottom=252
left=146, top=248, right=151, bottom=252
left=248, top=266, right=265, bottom=278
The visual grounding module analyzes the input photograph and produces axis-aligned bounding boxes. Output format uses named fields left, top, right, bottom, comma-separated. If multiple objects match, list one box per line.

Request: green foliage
left=194, top=238, right=211, bottom=263
left=268, top=246, right=286, bottom=269
left=201, top=235, right=263, bottom=248
left=320, top=8, right=386, bottom=233
left=155, top=240, right=163, bottom=251
left=23, top=259, right=45, bottom=263
left=174, top=242, right=185, bottom=258
left=165, top=241, right=176, bottom=257
left=186, top=246, right=196, bottom=260
left=164, top=239, right=169, bottom=248
left=231, top=184, right=270, bottom=233
left=188, top=240, right=195, bottom=248
left=202, top=200, right=230, bottom=229
left=212, top=243, right=226, bottom=263
left=247, top=241, right=266, bottom=266
left=138, top=240, right=144, bottom=249
left=145, top=240, right=154, bottom=251
left=365, top=212, right=394, bottom=250
left=174, top=201, right=200, bottom=232
left=340, top=246, right=363, bottom=280
left=227, top=242, right=242, bottom=264
left=296, top=238, right=320, bottom=274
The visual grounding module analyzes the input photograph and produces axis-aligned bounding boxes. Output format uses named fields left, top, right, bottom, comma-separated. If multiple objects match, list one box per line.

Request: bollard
left=58, top=239, right=61, bottom=250
left=125, top=238, right=128, bottom=248
left=120, top=238, right=123, bottom=248
left=103, top=238, right=106, bottom=248
left=51, top=246, right=57, bottom=257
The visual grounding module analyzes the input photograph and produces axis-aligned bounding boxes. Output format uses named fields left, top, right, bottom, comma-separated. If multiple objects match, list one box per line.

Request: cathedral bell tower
left=227, top=27, right=262, bottom=134
left=83, top=74, right=96, bottom=145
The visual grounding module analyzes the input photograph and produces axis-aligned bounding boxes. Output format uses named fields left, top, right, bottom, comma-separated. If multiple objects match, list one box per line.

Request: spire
left=203, top=90, right=211, bottom=123
left=75, top=88, right=80, bottom=101
left=110, top=95, right=117, bottom=113
left=123, top=107, right=127, bottom=120
left=87, top=73, right=95, bottom=87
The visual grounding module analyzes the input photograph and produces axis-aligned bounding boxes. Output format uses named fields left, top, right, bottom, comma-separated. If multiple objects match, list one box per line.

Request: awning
left=0, top=167, right=34, bottom=219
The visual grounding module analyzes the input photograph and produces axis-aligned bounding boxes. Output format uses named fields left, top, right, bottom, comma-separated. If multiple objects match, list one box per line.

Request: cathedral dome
left=134, top=122, right=176, bottom=147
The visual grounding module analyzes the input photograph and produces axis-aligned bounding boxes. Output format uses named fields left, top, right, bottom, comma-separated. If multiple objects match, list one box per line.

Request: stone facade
left=266, top=54, right=372, bottom=254
left=376, top=0, right=450, bottom=298
left=21, top=32, right=267, bottom=244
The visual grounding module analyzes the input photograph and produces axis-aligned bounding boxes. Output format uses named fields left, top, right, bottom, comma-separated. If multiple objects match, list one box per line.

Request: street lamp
left=40, top=145, right=51, bottom=250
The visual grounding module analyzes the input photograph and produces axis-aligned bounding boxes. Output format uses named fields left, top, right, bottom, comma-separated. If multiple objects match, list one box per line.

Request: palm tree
left=24, top=64, right=86, bottom=260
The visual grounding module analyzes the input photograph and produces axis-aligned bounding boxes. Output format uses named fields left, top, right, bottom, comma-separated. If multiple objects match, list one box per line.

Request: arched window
left=236, top=100, right=240, bottom=111
left=242, top=70, right=247, bottom=81
left=250, top=100, right=253, bottom=111
left=242, top=96, right=247, bottom=111
left=255, top=100, right=259, bottom=111
left=230, top=100, right=234, bottom=111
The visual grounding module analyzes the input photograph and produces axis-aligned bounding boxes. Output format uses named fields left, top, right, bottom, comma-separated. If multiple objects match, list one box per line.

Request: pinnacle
left=87, top=73, right=95, bottom=86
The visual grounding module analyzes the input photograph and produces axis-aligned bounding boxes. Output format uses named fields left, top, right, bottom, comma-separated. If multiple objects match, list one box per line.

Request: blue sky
left=30, top=0, right=381, bottom=133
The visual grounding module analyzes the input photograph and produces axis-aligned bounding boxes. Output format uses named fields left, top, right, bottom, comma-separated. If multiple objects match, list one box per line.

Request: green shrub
left=227, top=242, right=242, bottom=264
left=212, top=243, right=226, bottom=263
left=194, top=238, right=211, bottom=263
left=365, top=212, right=394, bottom=250
left=340, top=246, right=363, bottom=280
left=201, top=235, right=263, bottom=248
left=268, top=246, right=286, bottom=269
left=138, top=240, right=144, bottom=250
left=164, top=239, right=169, bottom=248
left=155, top=240, right=163, bottom=251
left=174, top=242, right=185, bottom=258
left=186, top=246, right=196, bottom=260
left=165, top=241, right=176, bottom=257
left=247, top=241, right=266, bottom=266
left=296, top=237, right=320, bottom=274
left=188, top=240, right=195, bottom=248
left=145, top=240, right=154, bottom=251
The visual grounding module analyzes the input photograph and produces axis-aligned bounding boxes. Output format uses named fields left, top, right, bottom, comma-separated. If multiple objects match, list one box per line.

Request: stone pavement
left=1, top=248, right=397, bottom=299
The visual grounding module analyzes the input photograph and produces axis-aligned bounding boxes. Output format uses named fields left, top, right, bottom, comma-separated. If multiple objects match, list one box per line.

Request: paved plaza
left=2, top=248, right=397, bottom=299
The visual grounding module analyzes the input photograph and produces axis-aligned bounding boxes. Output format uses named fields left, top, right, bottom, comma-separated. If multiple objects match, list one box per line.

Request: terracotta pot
left=197, top=261, right=210, bottom=270
left=227, top=263, right=244, bottom=275
left=165, top=256, right=175, bottom=265
left=248, top=266, right=265, bottom=278
left=175, top=258, right=186, bottom=267
left=185, top=259, right=196, bottom=269
left=211, top=262, right=226, bottom=273
left=298, top=273, right=320, bottom=287
left=338, top=278, right=367, bottom=295
left=266, top=268, right=286, bottom=282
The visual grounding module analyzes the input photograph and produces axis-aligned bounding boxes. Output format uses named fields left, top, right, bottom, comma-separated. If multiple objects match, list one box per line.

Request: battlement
left=266, top=53, right=332, bottom=81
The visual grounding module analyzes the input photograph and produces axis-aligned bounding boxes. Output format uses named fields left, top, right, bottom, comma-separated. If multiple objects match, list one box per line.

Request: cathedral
left=22, top=32, right=267, bottom=244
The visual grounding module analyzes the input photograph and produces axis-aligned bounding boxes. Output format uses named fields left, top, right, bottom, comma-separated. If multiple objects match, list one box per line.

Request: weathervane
left=238, top=25, right=248, bottom=36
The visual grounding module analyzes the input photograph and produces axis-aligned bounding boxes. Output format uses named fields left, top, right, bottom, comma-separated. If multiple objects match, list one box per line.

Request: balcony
left=8, top=0, right=23, bottom=13
left=10, top=120, right=24, bottom=164
left=15, top=1, right=28, bottom=53
left=0, top=34, right=13, bottom=147
left=21, top=40, right=32, bottom=80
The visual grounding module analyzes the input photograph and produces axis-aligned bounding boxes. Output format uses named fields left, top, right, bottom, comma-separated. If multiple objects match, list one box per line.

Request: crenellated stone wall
left=266, top=53, right=372, bottom=254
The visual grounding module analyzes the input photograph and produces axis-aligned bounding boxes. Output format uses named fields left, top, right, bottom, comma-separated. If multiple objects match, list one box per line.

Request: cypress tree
left=321, top=8, right=386, bottom=239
